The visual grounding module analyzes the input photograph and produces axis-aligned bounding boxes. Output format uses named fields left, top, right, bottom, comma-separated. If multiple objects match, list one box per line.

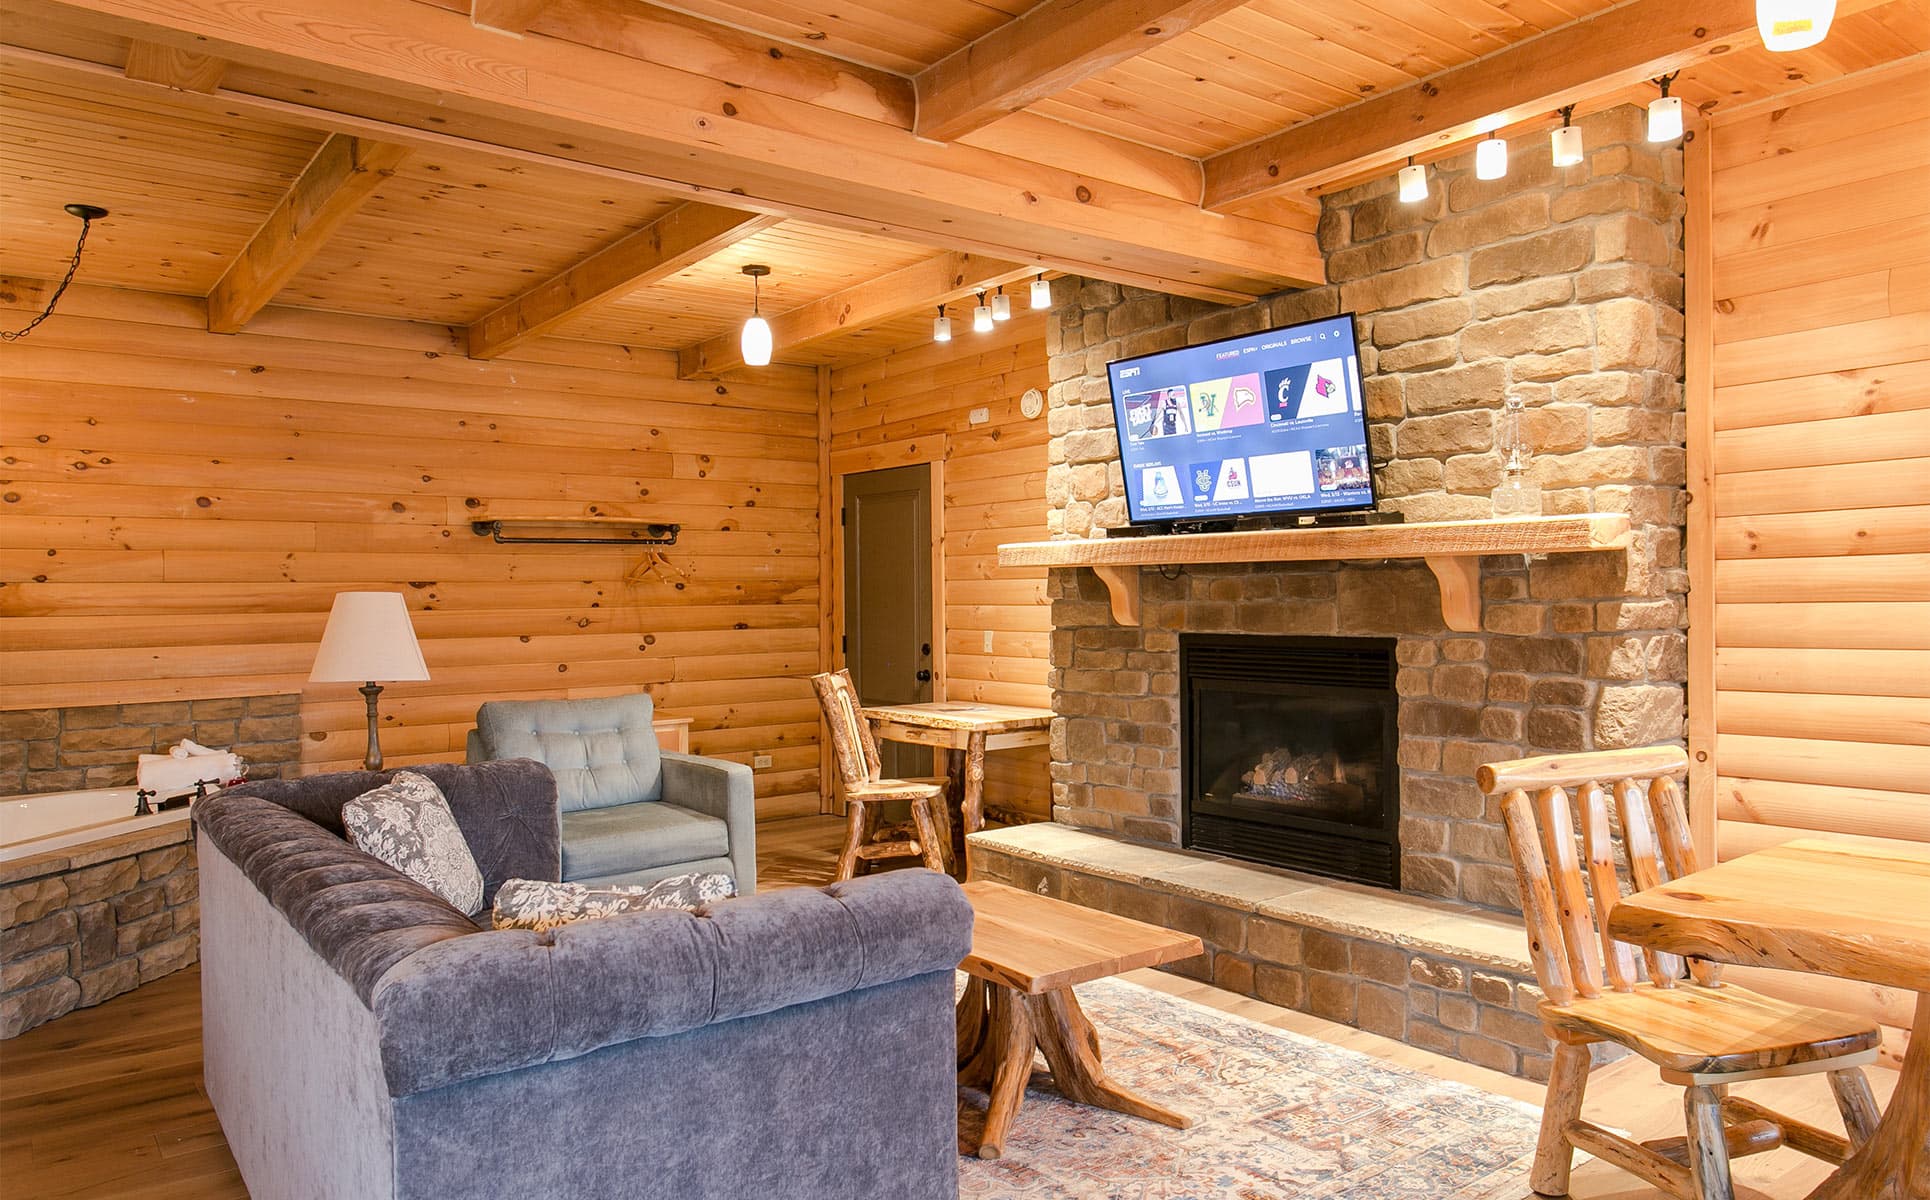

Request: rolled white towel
left=169, top=738, right=223, bottom=759
left=138, top=751, right=242, bottom=797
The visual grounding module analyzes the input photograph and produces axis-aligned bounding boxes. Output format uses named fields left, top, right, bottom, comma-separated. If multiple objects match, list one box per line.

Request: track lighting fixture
left=1647, top=73, right=1683, bottom=142
left=738, top=264, right=772, bottom=367
left=1030, top=273, right=1051, bottom=309
left=972, top=291, right=993, bottom=334
left=1397, top=156, right=1428, bottom=203
left=933, top=304, right=952, bottom=343
left=991, top=285, right=1011, bottom=321
left=1550, top=105, right=1584, bottom=167
left=1475, top=135, right=1508, bottom=181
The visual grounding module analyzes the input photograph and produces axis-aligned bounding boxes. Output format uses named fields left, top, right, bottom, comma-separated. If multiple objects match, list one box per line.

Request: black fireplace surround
left=1181, top=634, right=1400, bottom=889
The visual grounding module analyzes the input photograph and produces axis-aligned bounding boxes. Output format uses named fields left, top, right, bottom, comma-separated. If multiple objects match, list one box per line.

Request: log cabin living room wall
left=0, top=283, right=826, bottom=816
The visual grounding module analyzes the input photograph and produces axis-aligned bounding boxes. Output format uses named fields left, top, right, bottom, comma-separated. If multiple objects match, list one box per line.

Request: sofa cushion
left=476, top=694, right=662, bottom=813
left=343, top=772, right=486, bottom=916
left=491, top=872, right=736, bottom=932
left=559, top=802, right=729, bottom=881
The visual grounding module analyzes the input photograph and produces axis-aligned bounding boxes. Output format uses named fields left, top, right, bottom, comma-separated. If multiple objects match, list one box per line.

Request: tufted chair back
left=474, top=693, right=664, bottom=813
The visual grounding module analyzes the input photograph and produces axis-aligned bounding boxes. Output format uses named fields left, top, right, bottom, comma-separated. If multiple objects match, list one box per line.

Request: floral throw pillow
left=341, top=771, right=485, bottom=916
left=492, top=871, right=737, bottom=933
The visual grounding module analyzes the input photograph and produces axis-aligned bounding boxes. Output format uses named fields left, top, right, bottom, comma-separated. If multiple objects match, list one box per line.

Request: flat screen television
left=1107, top=312, right=1376, bottom=527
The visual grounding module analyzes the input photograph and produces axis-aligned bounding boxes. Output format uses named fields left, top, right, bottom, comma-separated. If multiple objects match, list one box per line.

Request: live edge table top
left=1607, top=836, right=1930, bottom=993
left=862, top=702, right=1055, bottom=737
left=960, top=881, right=1204, bottom=995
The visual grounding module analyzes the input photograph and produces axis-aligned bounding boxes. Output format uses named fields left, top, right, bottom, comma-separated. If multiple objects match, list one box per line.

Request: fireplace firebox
left=1181, top=634, right=1400, bottom=888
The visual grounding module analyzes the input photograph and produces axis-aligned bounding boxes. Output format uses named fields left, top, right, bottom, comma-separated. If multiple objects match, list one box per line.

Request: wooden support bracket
left=1422, top=555, right=1481, bottom=633
left=1090, top=565, right=1140, bottom=626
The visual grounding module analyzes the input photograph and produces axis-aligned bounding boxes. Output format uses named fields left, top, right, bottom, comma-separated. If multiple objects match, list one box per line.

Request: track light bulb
left=991, top=287, right=1011, bottom=321
left=933, top=305, right=952, bottom=343
left=1647, top=95, right=1683, bottom=142
left=1030, top=275, right=1051, bottom=308
left=1475, top=136, right=1508, bottom=181
left=1398, top=161, right=1428, bottom=203
left=1550, top=107, right=1584, bottom=167
left=1757, top=0, right=1835, bottom=51
left=972, top=293, right=993, bottom=334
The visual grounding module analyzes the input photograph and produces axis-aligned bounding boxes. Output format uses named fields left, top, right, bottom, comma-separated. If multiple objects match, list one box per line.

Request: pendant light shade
left=1757, top=0, right=1834, bottom=50
left=1647, top=74, right=1683, bottom=142
left=738, top=264, right=773, bottom=367
left=1029, top=274, right=1051, bottom=309
left=991, top=286, right=1012, bottom=321
left=933, top=305, right=952, bottom=343
left=1397, top=160, right=1428, bottom=203
left=1550, top=106, right=1584, bottom=167
left=972, top=292, right=993, bottom=334
left=1475, top=136, right=1508, bottom=181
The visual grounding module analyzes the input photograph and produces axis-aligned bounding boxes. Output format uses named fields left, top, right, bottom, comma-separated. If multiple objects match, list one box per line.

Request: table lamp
left=309, top=591, right=430, bottom=772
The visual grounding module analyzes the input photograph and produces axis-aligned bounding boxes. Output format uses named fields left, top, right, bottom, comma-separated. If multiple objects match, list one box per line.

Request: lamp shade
left=740, top=315, right=773, bottom=367
left=1758, top=0, right=1834, bottom=50
left=310, top=592, right=429, bottom=683
left=1647, top=94, right=1683, bottom=142
left=1475, top=136, right=1508, bottom=180
left=1397, top=162, right=1428, bottom=203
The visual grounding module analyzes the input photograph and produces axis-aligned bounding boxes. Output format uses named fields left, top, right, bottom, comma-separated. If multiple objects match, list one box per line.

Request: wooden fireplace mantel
left=997, top=514, right=1633, bottom=632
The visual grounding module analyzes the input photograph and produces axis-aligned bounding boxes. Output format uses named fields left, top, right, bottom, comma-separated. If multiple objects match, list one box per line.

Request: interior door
left=842, top=463, right=934, bottom=780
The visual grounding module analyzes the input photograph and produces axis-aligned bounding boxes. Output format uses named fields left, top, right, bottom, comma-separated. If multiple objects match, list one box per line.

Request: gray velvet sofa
left=196, top=760, right=972, bottom=1200
left=466, top=693, right=757, bottom=892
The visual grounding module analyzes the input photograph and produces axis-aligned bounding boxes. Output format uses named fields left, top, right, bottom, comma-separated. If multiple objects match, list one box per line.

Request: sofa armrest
left=368, top=869, right=972, bottom=1098
left=659, top=750, right=756, bottom=892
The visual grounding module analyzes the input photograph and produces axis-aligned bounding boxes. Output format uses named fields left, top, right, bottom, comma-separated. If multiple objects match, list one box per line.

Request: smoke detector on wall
left=1020, top=388, right=1044, bottom=419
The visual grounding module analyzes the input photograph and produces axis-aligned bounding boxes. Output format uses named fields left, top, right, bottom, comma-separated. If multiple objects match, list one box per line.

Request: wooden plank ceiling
left=0, top=0, right=1924, bottom=368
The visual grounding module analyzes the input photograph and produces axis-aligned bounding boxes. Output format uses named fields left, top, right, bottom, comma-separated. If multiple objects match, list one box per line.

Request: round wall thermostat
left=1020, top=388, right=1044, bottom=419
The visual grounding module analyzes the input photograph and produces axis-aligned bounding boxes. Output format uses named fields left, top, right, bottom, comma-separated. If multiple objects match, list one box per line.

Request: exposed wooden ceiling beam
left=678, top=251, right=1035, bottom=378
left=1203, top=0, right=1767, bottom=209
left=206, top=134, right=409, bottom=334
left=471, top=0, right=555, bottom=35
left=913, top=0, right=1251, bottom=143
left=34, top=0, right=1319, bottom=302
left=466, top=204, right=782, bottom=359
left=122, top=38, right=226, bottom=91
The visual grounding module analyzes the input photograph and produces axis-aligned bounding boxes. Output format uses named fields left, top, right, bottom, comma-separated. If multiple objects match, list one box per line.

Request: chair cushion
left=560, top=801, right=730, bottom=882
left=477, top=693, right=662, bottom=813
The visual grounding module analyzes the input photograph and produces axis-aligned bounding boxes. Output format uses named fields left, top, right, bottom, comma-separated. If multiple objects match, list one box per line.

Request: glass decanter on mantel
left=1490, top=389, right=1543, bottom=518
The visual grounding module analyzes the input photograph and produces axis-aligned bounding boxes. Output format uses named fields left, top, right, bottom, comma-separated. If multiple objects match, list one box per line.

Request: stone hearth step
left=967, top=823, right=1562, bottom=1081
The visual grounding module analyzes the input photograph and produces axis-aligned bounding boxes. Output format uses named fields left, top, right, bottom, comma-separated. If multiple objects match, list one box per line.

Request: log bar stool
left=810, top=670, right=947, bottom=881
left=1477, top=746, right=1883, bottom=1200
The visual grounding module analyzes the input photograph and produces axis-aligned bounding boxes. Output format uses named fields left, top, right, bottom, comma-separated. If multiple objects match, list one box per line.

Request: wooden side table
left=864, top=702, right=1053, bottom=870
left=955, top=880, right=1203, bottom=1160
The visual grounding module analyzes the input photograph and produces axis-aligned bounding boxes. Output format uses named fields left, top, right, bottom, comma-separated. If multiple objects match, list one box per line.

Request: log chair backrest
left=810, top=669, right=883, bottom=789
left=1475, top=745, right=1706, bottom=1007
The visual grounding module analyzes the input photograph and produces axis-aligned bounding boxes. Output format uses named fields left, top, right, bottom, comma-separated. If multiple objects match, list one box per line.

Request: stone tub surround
left=968, top=824, right=1580, bottom=1081
left=1040, top=105, right=1689, bottom=912
left=0, top=695, right=302, bottom=795
left=0, top=820, right=198, bottom=1038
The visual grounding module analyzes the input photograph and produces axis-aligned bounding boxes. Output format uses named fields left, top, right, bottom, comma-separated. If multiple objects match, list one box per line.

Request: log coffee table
left=955, top=880, right=1204, bottom=1159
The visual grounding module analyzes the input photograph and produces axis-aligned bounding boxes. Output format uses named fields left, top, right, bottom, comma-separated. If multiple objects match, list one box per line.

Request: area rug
left=957, top=975, right=1546, bottom=1200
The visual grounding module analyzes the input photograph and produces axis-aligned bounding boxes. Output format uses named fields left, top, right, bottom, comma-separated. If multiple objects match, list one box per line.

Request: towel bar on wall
left=470, top=519, right=680, bottom=546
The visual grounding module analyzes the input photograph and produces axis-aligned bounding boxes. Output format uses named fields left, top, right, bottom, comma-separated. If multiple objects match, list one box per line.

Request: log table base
left=955, top=976, right=1192, bottom=1160
left=1804, top=994, right=1930, bottom=1200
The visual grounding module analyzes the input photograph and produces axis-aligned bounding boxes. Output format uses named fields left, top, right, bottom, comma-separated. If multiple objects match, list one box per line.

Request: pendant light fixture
left=1475, top=134, right=1508, bottom=181
left=972, top=291, right=994, bottom=334
left=1397, top=156, right=1428, bottom=203
left=933, top=304, right=952, bottom=343
left=1029, top=272, right=1051, bottom=309
left=1757, top=0, right=1835, bottom=50
left=991, top=285, right=1012, bottom=321
left=2, top=203, right=108, bottom=343
left=1550, top=105, right=1584, bottom=167
left=1647, top=73, right=1683, bottom=142
left=738, top=264, right=773, bottom=367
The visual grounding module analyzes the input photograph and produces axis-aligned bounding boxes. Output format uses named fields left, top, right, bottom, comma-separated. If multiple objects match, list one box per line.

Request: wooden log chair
left=1476, top=745, right=1884, bottom=1200
left=809, top=669, right=948, bottom=881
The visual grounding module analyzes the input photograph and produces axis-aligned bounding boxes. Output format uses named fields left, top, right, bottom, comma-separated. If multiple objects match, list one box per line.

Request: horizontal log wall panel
left=1705, top=57, right=1930, bottom=1035
left=1711, top=506, right=1930, bottom=560
left=830, top=314, right=1052, bottom=819
left=0, top=284, right=823, bottom=816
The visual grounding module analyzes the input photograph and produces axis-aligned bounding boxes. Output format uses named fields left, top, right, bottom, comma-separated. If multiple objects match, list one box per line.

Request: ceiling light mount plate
left=64, top=203, right=109, bottom=221
left=740, top=264, right=771, bottom=278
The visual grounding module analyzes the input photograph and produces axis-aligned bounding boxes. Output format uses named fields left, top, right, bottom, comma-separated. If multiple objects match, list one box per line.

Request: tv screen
left=1107, top=312, right=1376, bottom=526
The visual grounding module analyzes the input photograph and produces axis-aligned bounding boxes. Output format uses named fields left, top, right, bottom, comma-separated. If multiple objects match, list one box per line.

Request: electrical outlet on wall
left=752, top=753, right=773, bottom=769
left=967, top=406, right=990, bottom=425
left=982, top=630, right=995, bottom=653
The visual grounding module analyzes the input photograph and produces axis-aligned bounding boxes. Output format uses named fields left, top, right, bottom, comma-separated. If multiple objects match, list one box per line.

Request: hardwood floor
left=0, top=816, right=1894, bottom=1199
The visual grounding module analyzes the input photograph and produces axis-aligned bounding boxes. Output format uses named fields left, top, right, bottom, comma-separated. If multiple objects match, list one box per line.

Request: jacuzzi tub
left=0, top=787, right=194, bottom=864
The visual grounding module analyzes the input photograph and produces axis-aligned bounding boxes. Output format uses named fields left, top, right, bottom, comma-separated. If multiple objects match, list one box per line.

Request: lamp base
left=359, top=682, right=385, bottom=772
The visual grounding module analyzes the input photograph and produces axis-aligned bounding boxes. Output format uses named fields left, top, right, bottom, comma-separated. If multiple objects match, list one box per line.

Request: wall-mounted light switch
left=967, top=406, right=990, bottom=425
left=982, top=630, right=995, bottom=653
left=752, top=753, right=773, bottom=769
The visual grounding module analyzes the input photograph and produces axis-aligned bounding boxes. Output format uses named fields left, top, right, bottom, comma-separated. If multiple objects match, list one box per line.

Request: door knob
left=916, top=669, right=932, bottom=682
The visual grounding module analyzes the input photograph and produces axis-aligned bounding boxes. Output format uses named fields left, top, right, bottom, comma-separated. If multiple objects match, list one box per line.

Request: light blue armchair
left=466, top=693, right=755, bottom=892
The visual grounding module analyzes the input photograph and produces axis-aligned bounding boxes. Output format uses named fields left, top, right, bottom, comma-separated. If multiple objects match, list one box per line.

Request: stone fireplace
left=1039, top=105, right=1689, bottom=914
left=1182, top=634, right=1400, bottom=888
